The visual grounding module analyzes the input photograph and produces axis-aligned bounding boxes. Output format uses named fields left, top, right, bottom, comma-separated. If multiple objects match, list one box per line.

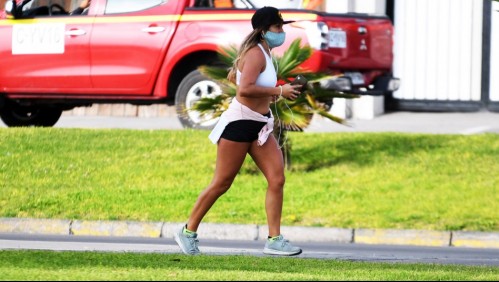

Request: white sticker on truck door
left=329, top=29, right=346, bottom=48
left=12, top=23, right=65, bottom=55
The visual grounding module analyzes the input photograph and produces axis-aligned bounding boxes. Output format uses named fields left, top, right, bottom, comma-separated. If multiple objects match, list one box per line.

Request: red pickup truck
left=0, top=0, right=399, bottom=128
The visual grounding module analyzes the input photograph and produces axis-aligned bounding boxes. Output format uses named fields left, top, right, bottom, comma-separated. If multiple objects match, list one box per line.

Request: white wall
left=325, top=0, right=349, bottom=13
left=349, top=0, right=385, bottom=14
left=325, top=0, right=385, bottom=14
left=248, top=0, right=302, bottom=9
left=393, top=0, right=483, bottom=102
left=490, top=1, right=499, bottom=102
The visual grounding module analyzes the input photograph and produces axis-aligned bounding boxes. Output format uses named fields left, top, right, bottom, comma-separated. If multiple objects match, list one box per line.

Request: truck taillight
left=293, top=21, right=329, bottom=50
left=310, top=22, right=329, bottom=50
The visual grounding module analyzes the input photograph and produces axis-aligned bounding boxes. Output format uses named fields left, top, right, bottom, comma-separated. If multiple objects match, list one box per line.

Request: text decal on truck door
left=12, top=23, right=65, bottom=55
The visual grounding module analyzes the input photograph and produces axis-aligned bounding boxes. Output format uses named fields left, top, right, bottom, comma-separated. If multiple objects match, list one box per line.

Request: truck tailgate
left=321, top=14, right=393, bottom=70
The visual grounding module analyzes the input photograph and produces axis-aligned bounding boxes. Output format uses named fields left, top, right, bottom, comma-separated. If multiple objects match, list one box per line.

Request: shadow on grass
left=290, top=133, right=449, bottom=171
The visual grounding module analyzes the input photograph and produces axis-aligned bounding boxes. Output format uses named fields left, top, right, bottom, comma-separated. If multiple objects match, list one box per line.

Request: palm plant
left=194, top=38, right=359, bottom=168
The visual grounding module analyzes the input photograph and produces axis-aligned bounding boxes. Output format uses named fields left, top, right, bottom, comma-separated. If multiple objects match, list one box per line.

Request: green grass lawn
left=1, top=250, right=497, bottom=281
left=0, top=128, right=498, bottom=231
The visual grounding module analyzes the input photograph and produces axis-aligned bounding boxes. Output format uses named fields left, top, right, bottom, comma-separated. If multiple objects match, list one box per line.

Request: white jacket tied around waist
left=208, top=98, right=274, bottom=146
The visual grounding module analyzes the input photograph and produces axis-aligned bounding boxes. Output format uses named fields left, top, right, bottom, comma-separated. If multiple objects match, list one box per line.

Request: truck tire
left=175, top=69, right=222, bottom=130
left=0, top=103, right=62, bottom=127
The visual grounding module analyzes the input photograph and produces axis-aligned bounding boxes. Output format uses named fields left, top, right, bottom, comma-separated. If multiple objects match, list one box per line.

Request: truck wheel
left=0, top=103, right=62, bottom=127
left=175, top=70, right=222, bottom=130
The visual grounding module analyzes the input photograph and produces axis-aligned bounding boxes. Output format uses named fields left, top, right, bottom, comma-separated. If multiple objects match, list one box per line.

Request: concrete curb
left=0, top=218, right=71, bottom=235
left=452, top=231, right=499, bottom=249
left=71, top=220, right=164, bottom=238
left=1, top=218, right=497, bottom=249
left=355, top=228, right=451, bottom=247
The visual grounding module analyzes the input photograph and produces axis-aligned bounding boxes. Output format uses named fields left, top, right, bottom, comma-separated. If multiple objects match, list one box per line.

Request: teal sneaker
left=174, top=226, right=200, bottom=255
left=263, top=235, right=302, bottom=256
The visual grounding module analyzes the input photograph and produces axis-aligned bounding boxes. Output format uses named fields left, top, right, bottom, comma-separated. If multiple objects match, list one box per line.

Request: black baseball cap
left=251, top=6, right=294, bottom=30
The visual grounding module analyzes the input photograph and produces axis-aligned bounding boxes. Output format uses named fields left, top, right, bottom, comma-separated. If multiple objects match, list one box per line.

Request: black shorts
left=220, top=112, right=271, bottom=143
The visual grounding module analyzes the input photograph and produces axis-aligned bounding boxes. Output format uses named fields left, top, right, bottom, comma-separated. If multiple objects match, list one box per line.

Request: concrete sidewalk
left=1, top=110, right=493, bottom=135
left=1, top=218, right=497, bottom=249
left=2, top=109, right=499, bottom=135
left=305, top=111, right=499, bottom=134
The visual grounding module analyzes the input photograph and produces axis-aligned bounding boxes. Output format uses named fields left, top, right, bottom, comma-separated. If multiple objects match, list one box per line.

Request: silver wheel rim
left=185, top=80, right=221, bottom=127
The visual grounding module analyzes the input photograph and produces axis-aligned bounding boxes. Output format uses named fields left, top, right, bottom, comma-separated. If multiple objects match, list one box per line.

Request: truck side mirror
left=4, top=0, right=17, bottom=18
left=4, top=0, right=23, bottom=18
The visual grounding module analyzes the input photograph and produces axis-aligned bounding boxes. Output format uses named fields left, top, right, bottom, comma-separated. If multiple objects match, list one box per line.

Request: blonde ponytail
left=226, top=28, right=264, bottom=83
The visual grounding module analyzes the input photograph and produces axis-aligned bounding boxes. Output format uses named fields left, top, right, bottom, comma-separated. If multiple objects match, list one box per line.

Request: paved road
left=55, top=111, right=499, bottom=134
left=2, top=233, right=498, bottom=266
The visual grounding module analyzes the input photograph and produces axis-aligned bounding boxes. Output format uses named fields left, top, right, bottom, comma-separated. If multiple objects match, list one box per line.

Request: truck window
left=105, top=0, right=167, bottom=14
left=193, top=0, right=211, bottom=7
left=18, top=0, right=68, bottom=17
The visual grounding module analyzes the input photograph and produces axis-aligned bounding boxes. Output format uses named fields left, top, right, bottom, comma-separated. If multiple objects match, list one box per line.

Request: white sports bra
left=236, top=43, right=278, bottom=87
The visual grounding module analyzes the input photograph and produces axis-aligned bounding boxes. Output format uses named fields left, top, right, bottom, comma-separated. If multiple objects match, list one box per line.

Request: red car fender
left=153, top=41, right=221, bottom=98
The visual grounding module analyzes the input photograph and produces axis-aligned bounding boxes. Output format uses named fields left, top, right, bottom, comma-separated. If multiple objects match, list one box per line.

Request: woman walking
left=174, top=6, right=303, bottom=256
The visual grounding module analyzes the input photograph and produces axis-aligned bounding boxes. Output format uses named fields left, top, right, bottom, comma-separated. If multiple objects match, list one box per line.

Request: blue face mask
left=263, top=31, right=286, bottom=48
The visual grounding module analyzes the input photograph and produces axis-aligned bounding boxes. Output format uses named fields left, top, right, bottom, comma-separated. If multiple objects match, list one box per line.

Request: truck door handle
left=65, top=29, right=87, bottom=37
left=141, top=26, right=166, bottom=34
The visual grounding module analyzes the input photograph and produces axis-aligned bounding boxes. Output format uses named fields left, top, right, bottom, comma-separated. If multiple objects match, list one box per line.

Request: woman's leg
left=248, top=135, right=285, bottom=237
left=186, top=139, right=251, bottom=232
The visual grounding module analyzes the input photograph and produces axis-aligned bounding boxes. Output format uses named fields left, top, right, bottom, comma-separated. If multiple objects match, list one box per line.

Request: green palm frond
left=191, top=94, right=231, bottom=119
left=198, top=64, right=230, bottom=82
left=309, top=82, right=360, bottom=99
left=272, top=99, right=312, bottom=131
left=193, top=38, right=358, bottom=130
left=190, top=71, right=236, bottom=118
left=216, top=45, right=238, bottom=66
left=277, top=39, right=313, bottom=78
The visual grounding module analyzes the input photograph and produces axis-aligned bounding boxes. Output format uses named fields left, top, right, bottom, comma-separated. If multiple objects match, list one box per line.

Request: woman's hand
left=279, top=84, right=303, bottom=100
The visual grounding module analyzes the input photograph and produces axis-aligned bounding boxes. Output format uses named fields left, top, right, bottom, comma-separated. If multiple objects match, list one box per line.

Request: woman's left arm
left=238, top=48, right=299, bottom=100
